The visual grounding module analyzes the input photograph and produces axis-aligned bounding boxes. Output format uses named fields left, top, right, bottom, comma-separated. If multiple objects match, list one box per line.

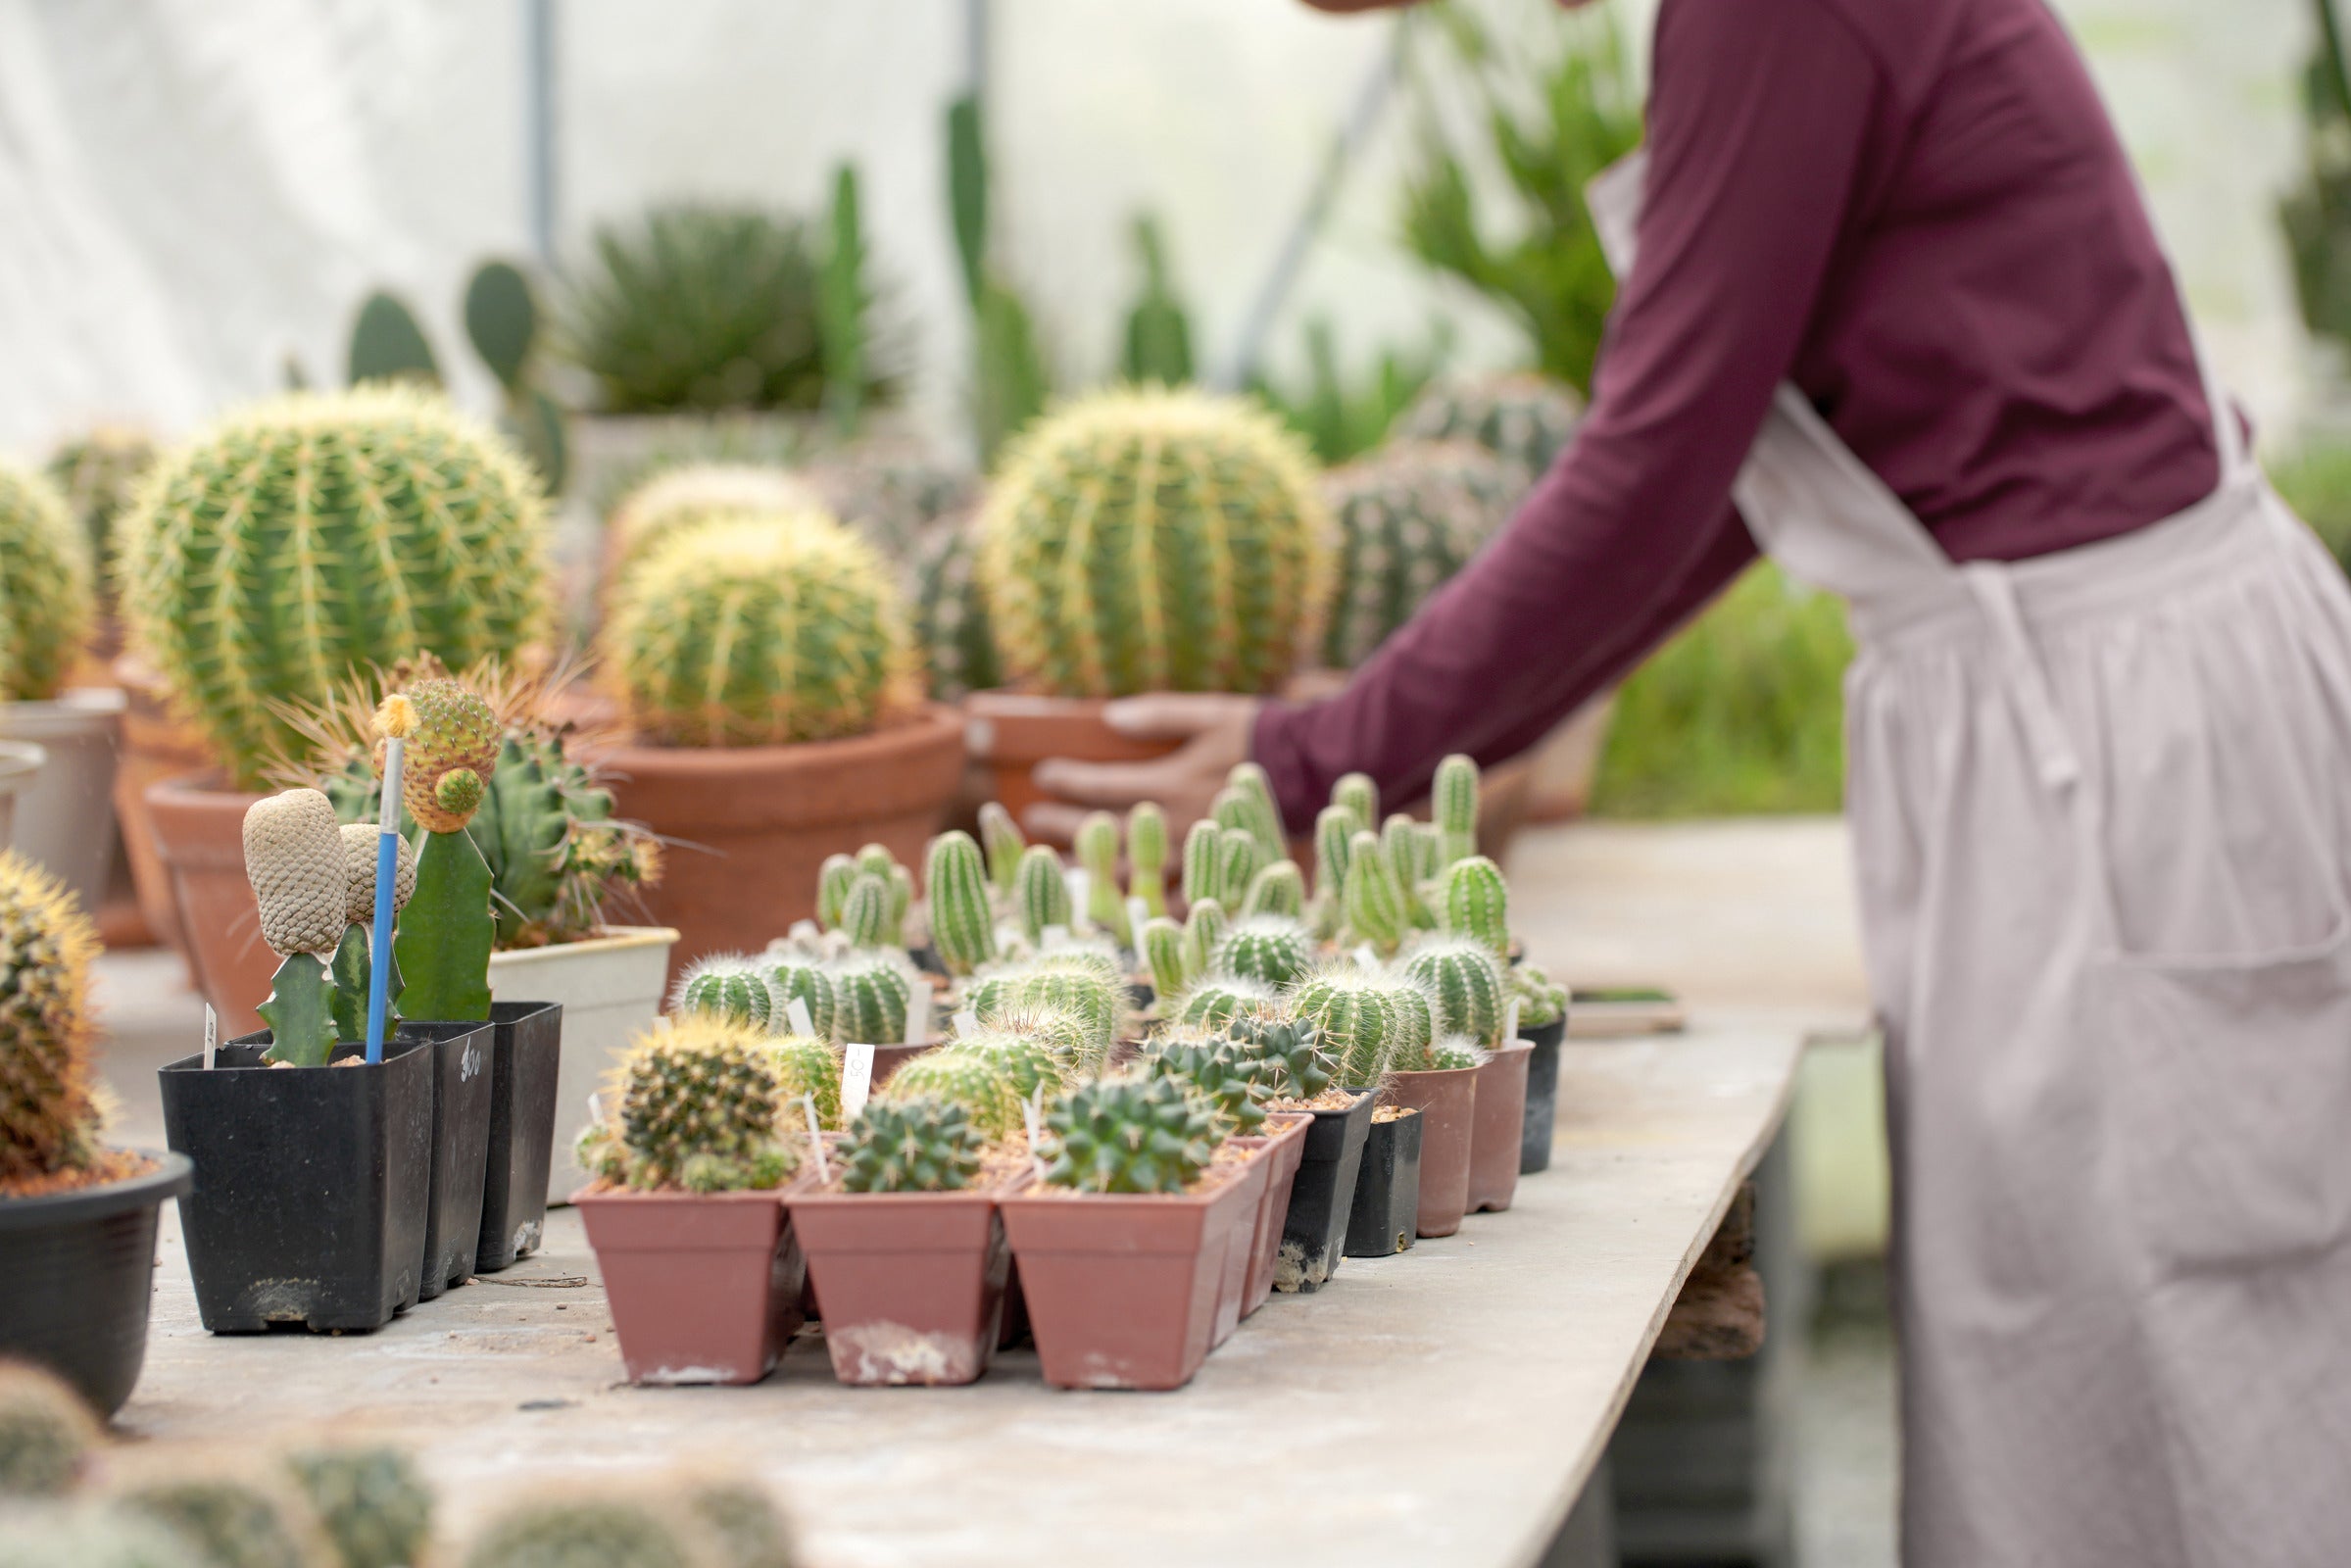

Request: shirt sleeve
left=1252, top=0, right=1884, bottom=828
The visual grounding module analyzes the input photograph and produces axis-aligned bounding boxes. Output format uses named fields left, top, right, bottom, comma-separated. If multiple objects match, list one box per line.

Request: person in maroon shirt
left=1006, top=1, right=2351, bottom=1562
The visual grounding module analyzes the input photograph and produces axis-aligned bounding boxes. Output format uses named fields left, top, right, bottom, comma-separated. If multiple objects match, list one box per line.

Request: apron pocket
left=2099, top=918, right=2351, bottom=1274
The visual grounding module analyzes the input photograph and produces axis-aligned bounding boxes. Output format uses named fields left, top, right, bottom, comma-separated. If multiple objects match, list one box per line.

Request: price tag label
left=1064, top=868, right=1091, bottom=932
left=841, top=1043, right=876, bottom=1122
left=203, top=1004, right=219, bottom=1069
left=953, top=1009, right=981, bottom=1040
left=1126, top=896, right=1151, bottom=943
left=1504, top=997, right=1522, bottom=1047
left=803, top=1095, right=830, bottom=1184
left=785, top=997, right=815, bottom=1039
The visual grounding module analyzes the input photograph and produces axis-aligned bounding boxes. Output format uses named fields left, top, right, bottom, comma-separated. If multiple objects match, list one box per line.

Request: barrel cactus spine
left=1316, top=440, right=1517, bottom=669
left=0, top=463, right=94, bottom=704
left=1433, top=753, right=1479, bottom=868
left=671, top=956, right=776, bottom=1031
left=978, top=386, right=1331, bottom=699
left=1401, top=936, right=1508, bottom=1049
left=1012, top=843, right=1071, bottom=944
left=1074, top=811, right=1129, bottom=944
left=839, top=1097, right=984, bottom=1193
left=120, top=387, right=548, bottom=791
left=1042, top=1075, right=1221, bottom=1194
left=604, top=511, right=918, bottom=748
left=924, top=830, right=997, bottom=976
left=1440, top=855, right=1511, bottom=957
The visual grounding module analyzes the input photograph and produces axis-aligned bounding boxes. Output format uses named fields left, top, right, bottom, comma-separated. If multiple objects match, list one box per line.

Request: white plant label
left=841, top=1044, right=876, bottom=1122
left=785, top=998, right=815, bottom=1039
left=203, top=1004, right=218, bottom=1070
left=1021, top=1090, right=1047, bottom=1181
left=788, top=919, right=820, bottom=947
left=587, top=1092, right=604, bottom=1127
left=1354, top=944, right=1379, bottom=969
left=1043, top=923, right=1071, bottom=950
left=1505, top=998, right=1523, bottom=1047
left=953, top=1009, right=981, bottom=1040
left=1126, top=896, right=1151, bottom=943
left=906, top=986, right=929, bottom=1045
left=803, top=1095, right=830, bottom=1183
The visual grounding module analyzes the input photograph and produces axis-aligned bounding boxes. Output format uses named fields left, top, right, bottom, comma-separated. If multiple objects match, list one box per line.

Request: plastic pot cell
left=1345, top=1106, right=1423, bottom=1258
left=1275, top=1091, right=1373, bottom=1293
left=575, top=1186, right=808, bottom=1386
left=1236, top=1113, right=1313, bottom=1319
left=414, top=1021, right=497, bottom=1300
left=1520, top=1017, right=1566, bottom=1174
left=161, top=1035, right=435, bottom=1334
left=1468, top=1040, right=1535, bottom=1214
left=1383, top=1065, right=1480, bottom=1238
left=475, top=1001, right=564, bottom=1273
left=788, top=1173, right=1026, bottom=1387
left=0, top=1152, right=192, bottom=1414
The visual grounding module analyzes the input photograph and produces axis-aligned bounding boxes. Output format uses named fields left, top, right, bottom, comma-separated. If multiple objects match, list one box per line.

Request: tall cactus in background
left=1127, top=802, right=1169, bottom=918
left=819, top=163, right=873, bottom=440
left=979, top=387, right=1330, bottom=697
left=1334, top=772, right=1379, bottom=833
left=1074, top=812, right=1129, bottom=944
left=119, top=387, right=548, bottom=791
left=1182, top=818, right=1221, bottom=909
left=1440, top=855, right=1511, bottom=957
left=1141, top=914, right=1190, bottom=998
left=1317, top=441, right=1517, bottom=668
left=1011, top=844, right=1071, bottom=945
left=604, top=512, right=916, bottom=748
left=1181, top=898, right=1228, bottom=982
left=948, top=92, right=1052, bottom=467
left=0, top=852, right=102, bottom=1188
left=1120, top=213, right=1196, bottom=385
left=0, top=464, right=93, bottom=705
left=924, top=830, right=997, bottom=977
left=1401, top=937, right=1508, bottom=1049
left=1434, top=754, right=1480, bottom=867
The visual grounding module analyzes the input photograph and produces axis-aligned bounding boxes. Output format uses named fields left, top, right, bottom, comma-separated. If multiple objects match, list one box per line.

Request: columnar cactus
left=1223, top=763, right=1287, bottom=859
left=1043, top=1076, right=1220, bottom=1194
left=105, top=1457, right=336, bottom=1568
left=672, top=956, right=775, bottom=1030
left=1440, top=855, right=1511, bottom=957
left=1011, top=844, right=1071, bottom=945
left=1141, top=915, right=1189, bottom=999
left=604, top=512, right=917, bottom=748
left=767, top=1034, right=844, bottom=1131
left=1181, top=819, right=1221, bottom=908
left=839, top=1098, right=984, bottom=1193
left=282, top=1444, right=434, bottom=1568
left=600, top=1017, right=789, bottom=1192
left=1433, top=754, right=1480, bottom=868
left=1401, top=937, right=1508, bottom=1049
left=1240, top=860, right=1305, bottom=919
left=1145, top=1036, right=1272, bottom=1135
left=1316, top=441, right=1516, bottom=668
left=978, top=386, right=1330, bottom=698
left=1341, top=830, right=1410, bottom=956
left=603, top=462, right=823, bottom=584
left=1221, top=1014, right=1338, bottom=1102
left=1072, top=812, right=1128, bottom=944
left=0, top=463, right=94, bottom=704
left=978, top=802, right=1025, bottom=895
left=1393, top=372, right=1584, bottom=486
left=759, top=954, right=836, bottom=1040
left=0, top=854, right=103, bottom=1187
left=923, top=830, right=997, bottom=976
left=1309, top=804, right=1356, bottom=938
left=837, top=872, right=896, bottom=949
left=1180, top=897, right=1228, bottom=981
left=1126, top=802, right=1169, bottom=918
left=966, top=952, right=1121, bottom=1068
left=1333, top=772, right=1378, bottom=834
left=878, top=1050, right=1022, bottom=1142
left=44, top=424, right=154, bottom=589
left=830, top=951, right=917, bottom=1044
left=1211, top=915, right=1312, bottom=988
left=119, top=387, right=548, bottom=791
left=1172, top=974, right=1278, bottom=1032
left=1216, top=828, right=1262, bottom=911
left=0, top=1361, right=102, bottom=1495
left=460, top=1494, right=710, bottom=1568
left=1287, top=964, right=1435, bottom=1086
left=1381, top=815, right=1440, bottom=931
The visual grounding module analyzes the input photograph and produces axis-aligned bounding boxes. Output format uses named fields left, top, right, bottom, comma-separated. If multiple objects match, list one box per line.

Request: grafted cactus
left=1011, top=844, right=1071, bottom=945
left=1288, top=964, right=1435, bottom=1086
left=672, top=956, right=775, bottom=1031
left=923, top=830, right=997, bottom=976
left=1241, top=860, right=1305, bottom=919
left=1126, top=802, right=1169, bottom=918
left=119, top=387, right=548, bottom=791
left=830, top=951, right=918, bottom=1045
left=839, top=1097, right=984, bottom=1193
left=1073, top=811, right=1129, bottom=944
left=1211, top=914, right=1312, bottom=989
left=377, top=682, right=497, bottom=1027
left=759, top=954, right=836, bottom=1041
left=604, top=512, right=917, bottom=748
left=1440, top=856, right=1510, bottom=957
left=1043, top=1075, right=1220, bottom=1194
left=1317, top=440, right=1517, bottom=668
left=0, top=462, right=94, bottom=704
left=979, top=386, right=1330, bottom=698
left=1433, top=754, right=1479, bottom=868
left=1401, top=937, right=1508, bottom=1049
left=242, top=789, right=353, bottom=1066
left=879, top=1049, right=1022, bottom=1141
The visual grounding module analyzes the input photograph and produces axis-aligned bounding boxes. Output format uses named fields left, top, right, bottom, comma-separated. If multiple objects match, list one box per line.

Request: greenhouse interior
left=3, top=1, right=2350, bottom=1565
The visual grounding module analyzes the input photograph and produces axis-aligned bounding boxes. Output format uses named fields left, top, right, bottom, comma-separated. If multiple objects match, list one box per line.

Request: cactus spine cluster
left=119, top=387, right=549, bottom=791
left=830, top=951, right=917, bottom=1044
left=1220, top=1014, right=1339, bottom=1102
left=760, top=954, right=836, bottom=1041
left=979, top=386, right=1330, bottom=698
left=0, top=853, right=103, bottom=1189
left=1043, top=1075, right=1221, bottom=1194
left=604, top=511, right=917, bottom=748
left=673, top=956, right=777, bottom=1031
left=0, top=462, right=94, bottom=703
left=1288, top=964, right=1435, bottom=1086
left=1401, top=937, right=1509, bottom=1049
left=1393, top=372, right=1584, bottom=486
left=594, top=1017, right=791, bottom=1193
left=1440, top=855, right=1511, bottom=957
left=1316, top=440, right=1517, bottom=668
left=839, top=1097, right=985, bottom=1193
left=603, top=463, right=825, bottom=584
left=1172, top=975, right=1278, bottom=1032
left=922, top=830, right=997, bottom=976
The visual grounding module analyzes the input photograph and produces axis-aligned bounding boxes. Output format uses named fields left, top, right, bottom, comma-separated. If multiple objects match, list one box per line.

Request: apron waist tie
left=1960, top=563, right=2082, bottom=792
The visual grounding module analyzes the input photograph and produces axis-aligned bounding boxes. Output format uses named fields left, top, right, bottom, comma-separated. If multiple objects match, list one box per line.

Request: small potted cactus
left=1513, top=960, right=1570, bottom=1173
left=595, top=509, right=964, bottom=970
left=572, top=1016, right=809, bottom=1385
left=117, top=386, right=551, bottom=1035
left=0, top=459, right=123, bottom=924
left=0, top=853, right=193, bottom=1413
left=1219, top=1012, right=1372, bottom=1296
left=998, top=1074, right=1262, bottom=1391
left=968, top=386, right=1331, bottom=820
left=1402, top=928, right=1532, bottom=1215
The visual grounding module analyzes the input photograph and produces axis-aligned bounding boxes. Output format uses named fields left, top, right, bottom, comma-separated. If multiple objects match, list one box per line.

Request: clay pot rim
left=791, top=1168, right=1036, bottom=1206
left=594, top=701, right=964, bottom=776
left=567, top=1182, right=797, bottom=1207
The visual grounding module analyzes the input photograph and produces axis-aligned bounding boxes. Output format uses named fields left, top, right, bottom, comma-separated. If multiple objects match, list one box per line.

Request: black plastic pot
left=1275, top=1091, right=1373, bottom=1293
left=473, top=1001, right=564, bottom=1274
left=412, top=1021, right=497, bottom=1300
left=0, top=1152, right=192, bottom=1414
left=1520, top=1017, right=1566, bottom=1174
left=1343, top=1104, right=1423, bottom=1258
left=162, top=1035, right=435, bottom=1334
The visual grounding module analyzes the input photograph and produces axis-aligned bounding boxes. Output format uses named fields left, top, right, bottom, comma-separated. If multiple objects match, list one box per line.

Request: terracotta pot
left=1000, top=1161, right=1263, bottom=1392
left=0, top=688, right=123, bottom=917
left=575, top=1185, right=808, bottom=1386
left=144, top=775, right=269, bottom=1037
left=1383, top=1066, right=1481, bottom=1238
left=600, top=704, right=965, bottom=976
left=1207, top=1149, right=1274, bottom=1349
left=1235, top=1113, right=1312, bottom=1319
left=963, top=692, right=1177, bottom=827
left=113, top=654, right=217, bottom=960
left=1467, top=1040, right=1535, bottom=1213
left=788, top=1172, right=1026, bottom=1386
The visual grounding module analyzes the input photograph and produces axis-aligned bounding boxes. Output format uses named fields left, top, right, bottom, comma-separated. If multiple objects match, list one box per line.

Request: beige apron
left=1593, top=151, right=2351, bottom=1566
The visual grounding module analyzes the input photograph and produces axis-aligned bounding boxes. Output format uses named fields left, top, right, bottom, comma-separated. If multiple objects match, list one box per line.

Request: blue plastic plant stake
left=366, top=739, right=405, bottom=1064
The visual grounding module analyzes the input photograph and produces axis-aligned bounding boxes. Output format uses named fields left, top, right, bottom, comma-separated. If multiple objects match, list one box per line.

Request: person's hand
left=1021, top=694, right=1262, bottom=846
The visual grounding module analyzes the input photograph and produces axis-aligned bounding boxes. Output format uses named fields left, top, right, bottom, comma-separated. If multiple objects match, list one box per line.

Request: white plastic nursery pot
left=0, top=742, right=46, bottom=851
left=0, top=687, right=124, bottom=915
left=488, top=925, right=679, bottom=1200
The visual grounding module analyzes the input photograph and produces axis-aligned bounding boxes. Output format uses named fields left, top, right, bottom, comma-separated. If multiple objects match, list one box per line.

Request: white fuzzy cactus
left=242, top=790, right=350, bottom=956
left=339, top=822, right=417, bottom=927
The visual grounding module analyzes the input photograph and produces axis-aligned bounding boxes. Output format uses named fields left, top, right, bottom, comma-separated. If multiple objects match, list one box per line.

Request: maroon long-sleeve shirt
left=1255, top=0, right=2219, bottom=825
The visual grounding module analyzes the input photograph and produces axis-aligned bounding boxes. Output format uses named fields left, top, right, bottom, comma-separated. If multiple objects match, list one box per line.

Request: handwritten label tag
left=1064, top=868, right=1091, bottom=931
left=785, top=998, right=815, bottom=1039
left=1505, top=997, right=1522, bottom=1047
left=803, top=1095, right=830, bottom=1184
left=203, top=1004, right=219, bottom=1069
left=841, top=1043, right=876, bottom=1122
left=953, top=1009, right=980, bottom=1040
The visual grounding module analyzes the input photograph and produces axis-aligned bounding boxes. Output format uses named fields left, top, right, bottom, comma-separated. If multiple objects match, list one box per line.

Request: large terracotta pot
left=600, top=704, right=966, bottom=975
left=0, top=688, right=124, bottom=916
left=114, top=655, right=217, bottom=959
left=963, top=692, right=1178, bottom=827
left=144, top=775, right=269, bottom=1036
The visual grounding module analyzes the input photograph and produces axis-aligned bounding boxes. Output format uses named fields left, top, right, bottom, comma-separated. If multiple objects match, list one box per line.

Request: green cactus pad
left=391, top=829, right=497, bottom=1024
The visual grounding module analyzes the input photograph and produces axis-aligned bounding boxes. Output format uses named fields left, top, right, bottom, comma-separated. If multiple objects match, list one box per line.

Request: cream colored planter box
left=488, top=924, right=678, bottom=1200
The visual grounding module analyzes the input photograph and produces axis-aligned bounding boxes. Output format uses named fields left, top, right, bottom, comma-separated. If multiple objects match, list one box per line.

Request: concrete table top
left=120, top=1023, right=1803, bottom=1568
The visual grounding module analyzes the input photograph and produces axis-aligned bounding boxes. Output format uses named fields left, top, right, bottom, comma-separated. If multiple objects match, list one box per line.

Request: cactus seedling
left=815, top=854, right=857, bottom=932
left=1224, top=762, right=1287, bottom=860
left=1401, top=937, right=1509, bottom=1049
left=878, top=1049, right=1022, bottom=1142
left=1240, top=859, right=1305, bottom=919
left=1211, top=915, right=1312, bottom=989
left=1126, top=802, right=1169, bottom=918
left=1423, top=1034, right=1492, bottom=1072
left=1141, top=915, right=1190, bottom=999
left=1073, top=811, right=1129, bottom=944
left=1513, top=961, right=1568, bottom=1028
left=978, top=801, right=1025, bottom=894
left=1011, top=844, right=1071, bottom=945
left=839, top=1097, right=984, bottom=1193
left=1341, top=829, right=1410, bottom=957
left=1439, top=855, right=1511, bottom=957
left=1180, top=898, right=1228, bottom=983
left=1043, top=1075, right=1220, bottom=1194
left=282, top=1444, right=433, bottom=1568
left=0, top=1360, right=102, bottom=1495
left=922, top=830, right=997, bottom=977
left=830, top=951, right=918, bottom=1045
left=672, top=956, right=777, bottom=1031
left=1287, top=963, right=1435, bottom=1087
left=837, top=871, right=896, bottom=948
left=759, top=955, right=836, bottom=1042
left=965, top=952, right=1122, bottom=1069
left=1180, top=818, right=1220, bottom=909
left=1333, top=772, right=1378, bottom=834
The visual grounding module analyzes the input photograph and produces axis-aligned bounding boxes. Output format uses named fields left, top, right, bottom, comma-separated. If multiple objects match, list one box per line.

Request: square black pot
left=1274, top=1090, right=1373, bottom=1293
left=473, top=1001, right=565, bottom=1274
left=411, top=1021, right=497, bottom=1299
left=161, top=1035, right=435, bottom=1333
left=1520, top=1018, right=1566, bottom=1174
left=1344, top=1103, right=1424, bottom=1258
